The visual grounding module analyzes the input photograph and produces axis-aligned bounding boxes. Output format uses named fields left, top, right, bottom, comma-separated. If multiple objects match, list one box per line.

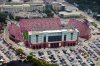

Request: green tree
left=91, top=22, right=98, bottom=28
left=0, top=13, right=7, bottom=24
left=29, top=52, right=33, bottom=56
left=26, top=55, right=42, bottom=66
left=49, top=64, right=58, bottom=66
left=23, top=32, right=29, bottom=40
left=9, top=13, right=14, bottom=19
left=26, top=55, right=58, bottom=66
left=16, top=48, right=23, bottom=55
left=47, top=13, right=54, bottom=18
left=24, top=17, right=28, bottom=19
left=15, top=16, right=21, bottom=21
left=44, top=5, right=54, bottom=18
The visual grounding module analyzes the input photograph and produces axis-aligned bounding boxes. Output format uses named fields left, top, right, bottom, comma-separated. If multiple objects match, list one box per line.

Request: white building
left=59, top=11, right=82, bottom=18
left=45, top=0, right=64, bottom=3
left=0, top=3, right=45, bottom=13
left=12, top=0, right=23, bottom=3
left=32, top=0, right=44, bottom=4
left=51, top=2, right=62, bottom=11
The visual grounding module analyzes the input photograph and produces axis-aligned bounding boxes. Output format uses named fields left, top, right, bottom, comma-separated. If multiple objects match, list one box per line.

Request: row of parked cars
left=33, top=46, right=95, bottom=66
left=31, top=37, right=100, bottom=66
left=55, top=50, right=69, bottom=66
left=0, top=54, right=4, bottom=65
left=89, top=44, right=100, bottom=56
left=69, top=47, right=89, bottom=66
left=83, top=46, right=98, bottom=61
left=77, top=46, right=95, bottom=66
left=0, top=40, right=19, bottom=64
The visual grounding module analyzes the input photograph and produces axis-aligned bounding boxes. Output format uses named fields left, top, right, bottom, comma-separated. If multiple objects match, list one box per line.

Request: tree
left=67, top=0, right=100, bottom=14
left=26, top=55, right=33, bottom=63
left=44, top=5, right=54, bottom=18
left=9, top=13, right=14, bottom=19
left=15, top=16, right=21, bottom=21
left=29, top=52, right=33, bottom=56
left=16, top=48, right=23, bottom=55
left=91, top=22, right=98, bottom=28
left=23, top=32, right=29, bottom=41
left=26, top=55, right=42, bottom=66
left=47, top=13, right=54, bottom=18
left=49, top=64, right=58, bottom=66
left=0, top=13, right=7, bottom=24
left=24, top=17, right=28, bottom=19
left=26, top=55, right=59, bottom=66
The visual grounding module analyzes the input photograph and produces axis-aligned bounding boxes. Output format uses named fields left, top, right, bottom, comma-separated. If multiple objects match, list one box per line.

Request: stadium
left=8, top=18, right=91, bottom=49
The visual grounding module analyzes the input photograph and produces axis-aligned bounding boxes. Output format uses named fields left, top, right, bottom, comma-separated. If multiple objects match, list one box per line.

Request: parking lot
left=0, top=37, right=19, bottom=64
left=32, top=38, right=100, bottom=66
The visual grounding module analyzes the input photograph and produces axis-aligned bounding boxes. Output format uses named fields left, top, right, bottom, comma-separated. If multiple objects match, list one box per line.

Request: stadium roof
left=68, top=19, right=91, bottom=39
left=8, top=23, right=23, bottom=41
left=19, top=18, right=62, bottom=32
left=8, top=18, right=91, bottom=41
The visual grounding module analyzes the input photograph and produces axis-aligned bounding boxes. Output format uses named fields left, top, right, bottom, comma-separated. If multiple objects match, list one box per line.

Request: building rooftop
left=19, top=18, right=62, bottom=32
left=8, top=23, right=23, bottom=41
left=68, top=19, right=91, bottom=39
left=8, top=18, right=91, bottom=41
left=59, top=11, right=81, bottom=16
